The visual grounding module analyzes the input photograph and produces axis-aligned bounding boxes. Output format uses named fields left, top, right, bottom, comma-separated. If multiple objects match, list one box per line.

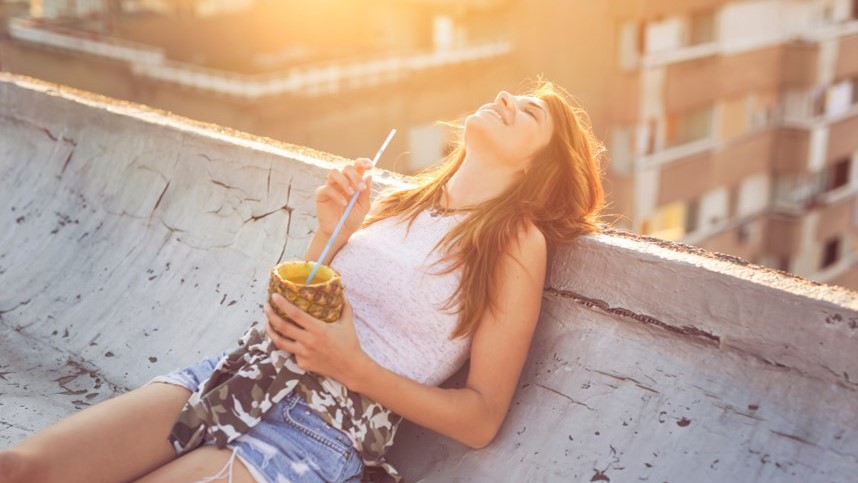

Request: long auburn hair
left=362, top=79, right=607, bottom=339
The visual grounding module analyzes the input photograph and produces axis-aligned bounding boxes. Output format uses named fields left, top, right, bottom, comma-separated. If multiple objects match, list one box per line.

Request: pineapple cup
left=267, top=261, right=345, bottom=331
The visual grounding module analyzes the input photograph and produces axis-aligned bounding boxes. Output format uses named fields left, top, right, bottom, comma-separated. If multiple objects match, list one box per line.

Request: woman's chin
left=463, top=117, right=498, bottom=142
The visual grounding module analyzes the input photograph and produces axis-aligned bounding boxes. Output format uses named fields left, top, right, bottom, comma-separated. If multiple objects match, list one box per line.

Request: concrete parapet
left=1, top=73, right=856, bottom=482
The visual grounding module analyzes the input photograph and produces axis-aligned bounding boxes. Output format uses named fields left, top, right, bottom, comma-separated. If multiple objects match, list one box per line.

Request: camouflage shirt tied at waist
left=168, top=324, right=404, bottom=482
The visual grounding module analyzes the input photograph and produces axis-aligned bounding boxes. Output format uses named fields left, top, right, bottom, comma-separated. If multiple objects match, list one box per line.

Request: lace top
left=331, top=207, right=472, bottom=386
left=168, top=208, right=472, bottom=482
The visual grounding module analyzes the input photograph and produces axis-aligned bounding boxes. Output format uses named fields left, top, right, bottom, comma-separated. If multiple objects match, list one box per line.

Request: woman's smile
left=479, top=108, right=505, bottom=124
left=477, top=104, right=508, bottom=125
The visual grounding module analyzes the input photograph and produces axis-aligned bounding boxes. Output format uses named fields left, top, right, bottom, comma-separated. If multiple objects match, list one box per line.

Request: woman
left=0, top=79, right=606, bottom=482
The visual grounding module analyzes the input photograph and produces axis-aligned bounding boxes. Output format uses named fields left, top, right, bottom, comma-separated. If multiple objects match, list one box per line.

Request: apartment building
left=2, top=0, right=857, bottom=291
left=597, top=0, right=858, bottom=290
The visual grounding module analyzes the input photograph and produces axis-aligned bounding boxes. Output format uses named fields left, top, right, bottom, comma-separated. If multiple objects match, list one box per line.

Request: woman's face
left=464, top=90, right=554, bottom=171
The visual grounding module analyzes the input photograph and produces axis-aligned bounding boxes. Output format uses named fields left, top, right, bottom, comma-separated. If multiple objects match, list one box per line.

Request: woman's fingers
left=270, top=293, right=324, bottom=333
left=316, top=184, right=349, bottom=207
left=342, top=165, right=366, bottom=192
left=358, top=175, right=372, bottom=207
left=264, top=316, right=302, bottom=354
left=327, top=169, right=355, bottom=196
left=264, top=302, right=303, bottom=339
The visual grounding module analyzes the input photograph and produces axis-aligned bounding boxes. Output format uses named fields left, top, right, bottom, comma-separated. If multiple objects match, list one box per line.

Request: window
left=737, top=222, right=753, bottom=243
left=737, top=174, right=770, bottom=218
left=640, top=119, right=658, bottom=155
left=826, top=80, right=854, bottom=117
left=665, top=105, right=713, bottom=148
left=852, top=78, right=858, bottom=105
left=747, top=93, right=776, bottom=130
left=729, top=183, right=741, bottom=218
left=643, top=10, right=716, bottom=54
left=433, top=15, right=455, bottom=51
left=823, top=3, right=835, bottom=23
left=812, top=87, right=826, bottom=117
left=610, top=126, right=634, bottom=174
left=645, top=17, right=685, bottom=53
left=640, top=200, right=688, bottom=240
left=685, top=197, right=700, bottom=233
left=828, top=158, right=851, bottom=191
left=689, top=9, right=716, bottom=45
left=821, top=236, right=841, bottom=269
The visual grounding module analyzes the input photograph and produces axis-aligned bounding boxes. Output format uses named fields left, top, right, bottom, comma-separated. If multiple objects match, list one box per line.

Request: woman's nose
left=495, top=91, right=513, bottom=109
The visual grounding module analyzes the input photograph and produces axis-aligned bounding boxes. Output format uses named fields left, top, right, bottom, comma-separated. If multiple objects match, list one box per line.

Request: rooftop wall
left=1, top=73, right=856, bottom=482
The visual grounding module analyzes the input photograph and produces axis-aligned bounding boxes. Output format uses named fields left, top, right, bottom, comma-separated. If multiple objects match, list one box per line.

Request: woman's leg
left=132, top=445, right=257, bottom=483
left=0, top=382, right=192, bottom=483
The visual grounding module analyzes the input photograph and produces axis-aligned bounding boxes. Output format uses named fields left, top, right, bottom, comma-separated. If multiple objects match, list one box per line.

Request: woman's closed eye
left=524, top=108, right=538, bottom=120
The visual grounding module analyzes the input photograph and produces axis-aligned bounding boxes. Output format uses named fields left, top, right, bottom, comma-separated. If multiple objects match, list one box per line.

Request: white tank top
left=330, top=208, right=472, bottom=386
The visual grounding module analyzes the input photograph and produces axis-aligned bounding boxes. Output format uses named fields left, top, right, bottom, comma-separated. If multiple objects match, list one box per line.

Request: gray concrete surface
left=1, top=72, right=857, bottom=482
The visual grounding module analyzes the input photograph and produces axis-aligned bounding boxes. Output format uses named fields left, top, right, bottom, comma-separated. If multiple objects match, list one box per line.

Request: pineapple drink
left=268, top=261, right=345, bottom=330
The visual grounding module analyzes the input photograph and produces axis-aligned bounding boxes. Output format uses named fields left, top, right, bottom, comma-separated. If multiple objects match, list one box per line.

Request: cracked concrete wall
left=1, top=73, right=857, bottom=482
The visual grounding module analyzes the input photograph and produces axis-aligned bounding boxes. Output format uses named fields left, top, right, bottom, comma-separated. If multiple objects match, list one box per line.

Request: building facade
left=600, top=0, right=858, bottom=291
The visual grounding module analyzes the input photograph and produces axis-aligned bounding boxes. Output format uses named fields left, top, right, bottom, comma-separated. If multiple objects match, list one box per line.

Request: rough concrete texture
left=1, top=73, right=856, bottom=482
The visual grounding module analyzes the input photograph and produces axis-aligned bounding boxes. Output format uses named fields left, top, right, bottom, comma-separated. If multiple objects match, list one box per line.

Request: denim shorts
left=144, top=348, right=365, bottom=483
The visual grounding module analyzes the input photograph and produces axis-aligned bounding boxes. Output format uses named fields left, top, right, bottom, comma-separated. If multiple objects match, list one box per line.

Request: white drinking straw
left=305, top=128, right=397, bottom=284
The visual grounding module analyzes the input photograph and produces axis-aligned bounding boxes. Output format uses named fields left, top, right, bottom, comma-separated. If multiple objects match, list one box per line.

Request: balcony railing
left=8, top=17, right=165, bottom=64
left=782, top=91, right=858, bottom=129
left=773, top=172, right=857, bottom=215
left=8, top=16, right=512, bottom=98
left=640, top=137, right=715, bottom=168
left=797, top=19, right=858, bottom=42
left=131, top=41, right=513, bottom=98
left=634, top=20, right=858, bottom=70
left=640, top=41, right=718, bottom=68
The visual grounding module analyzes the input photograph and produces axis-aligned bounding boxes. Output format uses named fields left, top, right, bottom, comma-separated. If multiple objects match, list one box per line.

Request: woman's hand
left=264, top=292, right=369, bottom=388
left=315, top=158, right=374, bottom=240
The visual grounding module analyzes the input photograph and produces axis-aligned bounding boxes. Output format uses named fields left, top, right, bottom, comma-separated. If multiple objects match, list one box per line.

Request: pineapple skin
left=267, top=267, right=345, bottom=326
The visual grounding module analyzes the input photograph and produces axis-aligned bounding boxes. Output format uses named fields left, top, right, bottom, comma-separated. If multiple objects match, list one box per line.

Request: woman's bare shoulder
left=510, top=220, right=547, bottom=257
left=494, top=220, right=547, bottom=285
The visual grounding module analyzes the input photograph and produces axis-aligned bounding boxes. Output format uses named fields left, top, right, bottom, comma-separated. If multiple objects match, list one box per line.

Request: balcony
left=8, top=16, right=166, bottom=64
left=613, top=0, right=727, bottom=22
left=783, top=31, right=858, bottom=89
left=1, top=73, right=856, bottom=482
left=782, top=85, right=858, bottom=130
left=773, top=165, right=857, bottom=216
left=8, top=16, right=513, bottom=99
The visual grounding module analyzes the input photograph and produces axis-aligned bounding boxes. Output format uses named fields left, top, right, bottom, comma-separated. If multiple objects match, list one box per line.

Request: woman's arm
left=268, top=222, right=548, bottom=449
left=302, top=230, right=346, bottom=266
left=303, top=157, right=380, bottom=265
left=303, top=200, right=381, bottom=265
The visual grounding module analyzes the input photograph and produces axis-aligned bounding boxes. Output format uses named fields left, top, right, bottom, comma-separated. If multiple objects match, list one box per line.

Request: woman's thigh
left=10, top=382, right=193, bottom=483
left=10, top=348, right=236, bottom=482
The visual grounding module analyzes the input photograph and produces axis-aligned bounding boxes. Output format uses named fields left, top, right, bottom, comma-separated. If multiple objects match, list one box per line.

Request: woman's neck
left=444, top=153, right=521, bottom=210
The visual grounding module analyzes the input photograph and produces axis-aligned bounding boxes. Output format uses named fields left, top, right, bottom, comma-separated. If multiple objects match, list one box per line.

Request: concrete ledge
left=1, top=73, right=856, bottom=482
